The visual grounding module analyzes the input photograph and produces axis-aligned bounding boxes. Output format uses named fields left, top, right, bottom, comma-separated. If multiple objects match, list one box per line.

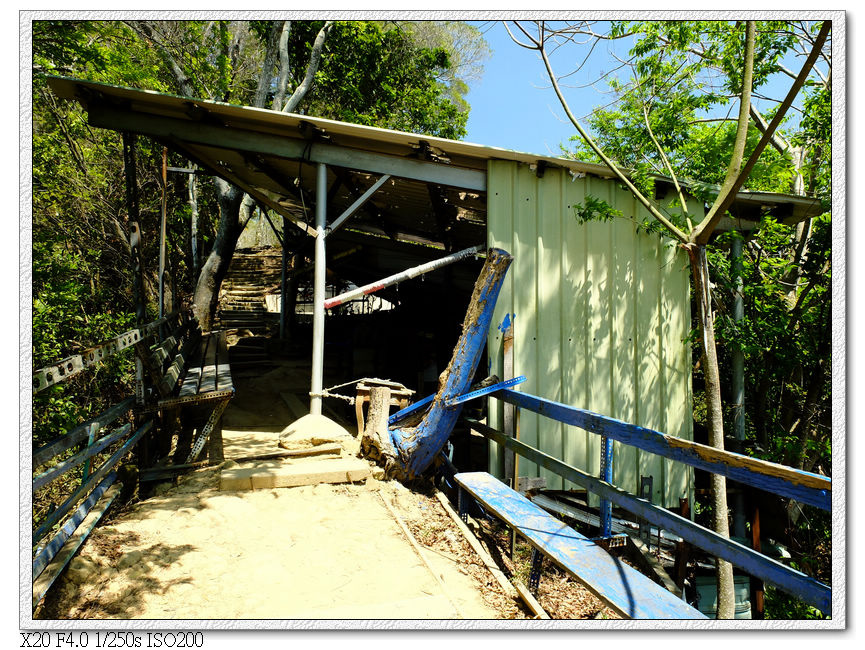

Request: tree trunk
left=390, top=248, right=512, bottom=479
left=192, top=179, right=244, bottom=329
left=686, top=243, right=736, bottom=619
left=359, top=386, right=404, bottom=478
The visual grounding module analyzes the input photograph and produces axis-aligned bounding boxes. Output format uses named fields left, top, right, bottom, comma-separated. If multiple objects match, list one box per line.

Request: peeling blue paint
left=498, top=312, right=516, bottom=333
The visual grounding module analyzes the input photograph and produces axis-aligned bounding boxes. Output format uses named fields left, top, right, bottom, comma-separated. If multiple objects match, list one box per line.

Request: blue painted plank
left=33, top=420, right=153, bottom=543
left=467, top=418, right=831, bottom=615
left=32, top=424, right=132, bottom=491
left=454, top=471, right=705, bottom=619
left=497, top=389, right=830, bottom=511
left=32, top=471, right=117, bottom=579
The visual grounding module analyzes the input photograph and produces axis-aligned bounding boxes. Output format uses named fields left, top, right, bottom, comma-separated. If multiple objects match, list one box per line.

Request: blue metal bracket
left=529, top=547, right=544, bottom=595
left=599, top=436, right=614, bottom=537
left=388, top=376, right=527, bottom=426
left=388, top=393, right=435, bottom=426
left=444, top=376, right=526, bottom=407
left=457, top=487, right=469, bottom=524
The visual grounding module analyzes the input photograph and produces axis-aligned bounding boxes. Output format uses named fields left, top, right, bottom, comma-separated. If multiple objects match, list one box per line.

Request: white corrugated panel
left=486, top=160, right=694, bottom=508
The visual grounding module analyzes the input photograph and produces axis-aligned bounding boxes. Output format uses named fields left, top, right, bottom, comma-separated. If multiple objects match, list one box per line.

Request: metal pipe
left=326, top=173, right=390, bottom=235
left=731, top=234, right=747, bottom=538
left=324, top=244, right=483, bottom=310
left=158, top=147, right=168, bottom=320
left=310, top=162, right=328, bottom=416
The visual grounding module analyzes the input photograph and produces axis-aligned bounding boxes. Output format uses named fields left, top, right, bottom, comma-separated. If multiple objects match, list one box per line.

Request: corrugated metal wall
left=486, top=160, right=694, bottom=508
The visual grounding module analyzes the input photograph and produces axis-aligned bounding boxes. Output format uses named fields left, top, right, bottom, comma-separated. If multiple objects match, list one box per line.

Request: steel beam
left=87, top=103, right=486, bottom=191
left=327, top=174, right=391, bottom=235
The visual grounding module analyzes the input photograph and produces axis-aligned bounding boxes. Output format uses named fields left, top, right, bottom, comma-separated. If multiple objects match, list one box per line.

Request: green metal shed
left=487, top=160, right=696, bottom=508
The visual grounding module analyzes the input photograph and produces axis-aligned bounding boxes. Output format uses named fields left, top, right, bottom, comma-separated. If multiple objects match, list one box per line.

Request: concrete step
left=219, top=456, right=371, bottom=491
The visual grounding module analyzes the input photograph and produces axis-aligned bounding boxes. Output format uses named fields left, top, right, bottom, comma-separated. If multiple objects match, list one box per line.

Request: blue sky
left=461, top=20, right=819, bottom=158
left=463, top=20, right=645, bottom=157
left=463, top=21, right=592, bottom=156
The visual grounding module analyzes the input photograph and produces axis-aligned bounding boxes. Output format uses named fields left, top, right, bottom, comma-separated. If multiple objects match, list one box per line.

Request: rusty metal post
left=123, top=132, right=151, bottom=475
left=158, top=147, right=168, bottom=322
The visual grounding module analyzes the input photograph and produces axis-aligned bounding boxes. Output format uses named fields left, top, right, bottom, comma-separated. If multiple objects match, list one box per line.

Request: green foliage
left=573, top=195, right=621, bottom=225
left=559, top=21, right=832, bottom=615
left=285, top=21, right=469, bottom=139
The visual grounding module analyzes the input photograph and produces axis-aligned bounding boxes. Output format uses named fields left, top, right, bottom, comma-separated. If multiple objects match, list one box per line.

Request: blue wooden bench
left=453, top=471, right=706, bottom=620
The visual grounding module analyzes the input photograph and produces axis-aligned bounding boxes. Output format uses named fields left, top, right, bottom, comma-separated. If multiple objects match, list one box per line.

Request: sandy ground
left=37, top=362, right=515, bottom=621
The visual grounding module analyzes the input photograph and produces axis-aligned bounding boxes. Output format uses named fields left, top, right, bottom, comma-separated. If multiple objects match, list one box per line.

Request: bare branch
left=273, top=21, right=292, bottom=112
left=283, top=20, right=333, bottom=114
left=503, top=21, right=540, bottom=49
left=254, top=21, right=283, bottom=109
left=535, top=33, right=688, bottom=243
left=641, top=103, right=692, bottom=228
left=693, top=21, right=830, bottom=244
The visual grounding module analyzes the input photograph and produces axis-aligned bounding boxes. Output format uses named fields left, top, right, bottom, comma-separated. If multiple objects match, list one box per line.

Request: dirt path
left=37, top=364, right=521, bottom=621
left=42, top=469, right=511, bottom=619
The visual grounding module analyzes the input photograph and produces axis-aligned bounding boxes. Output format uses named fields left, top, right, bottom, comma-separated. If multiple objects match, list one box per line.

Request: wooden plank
left=466, top=419, right=831, bottom=614
left=163, top=328, right=202, bottom=397
left=214, top=331, right=233, bottom=392
left=495, top=389, right=830, bottom=510
left=434, top=491, right=519, bottom=600
left=198, top=333, right=219, bottom=394
left=140, top=443, right=343, bottom=481
left=454, top=472, right=705, bottom=619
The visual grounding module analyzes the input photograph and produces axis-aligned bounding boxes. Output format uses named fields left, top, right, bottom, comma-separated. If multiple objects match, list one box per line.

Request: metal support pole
left=599, top=436, right=614, bottom=537
left=158, top=147, right=168, bottom=321
left=731, top=234, right=747, bottom=539
left=310, top=162, right=327, bottom=416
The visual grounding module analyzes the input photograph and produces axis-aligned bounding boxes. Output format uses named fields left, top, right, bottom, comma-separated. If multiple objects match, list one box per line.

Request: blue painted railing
left=470, top=388, right=832, bottom=615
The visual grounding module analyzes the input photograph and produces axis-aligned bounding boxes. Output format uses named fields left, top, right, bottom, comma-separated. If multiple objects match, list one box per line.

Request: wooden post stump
left=359, top=386, right=404, bottom=479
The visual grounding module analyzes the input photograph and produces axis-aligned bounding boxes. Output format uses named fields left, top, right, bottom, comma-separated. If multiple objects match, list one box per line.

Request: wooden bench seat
left=454, top=471, right=705, bottom=620
left=141, top=313, right=234, bottom=465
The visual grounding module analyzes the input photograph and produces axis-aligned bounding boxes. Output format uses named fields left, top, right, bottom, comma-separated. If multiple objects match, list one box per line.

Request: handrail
left=33, top=311, right=181, bottom=393
left=33, top=420, right=153, bottom=544
left=33, top=397, right=136, bottom=467
left=496, top=389, right=830, bottom=511
left=33, top=424, right=132, bottom=491
left=467, top=417, right=831, bottom=615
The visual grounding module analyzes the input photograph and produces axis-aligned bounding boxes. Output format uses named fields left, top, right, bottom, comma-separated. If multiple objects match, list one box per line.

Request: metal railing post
left=599, top=436, right=614, bottom=537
